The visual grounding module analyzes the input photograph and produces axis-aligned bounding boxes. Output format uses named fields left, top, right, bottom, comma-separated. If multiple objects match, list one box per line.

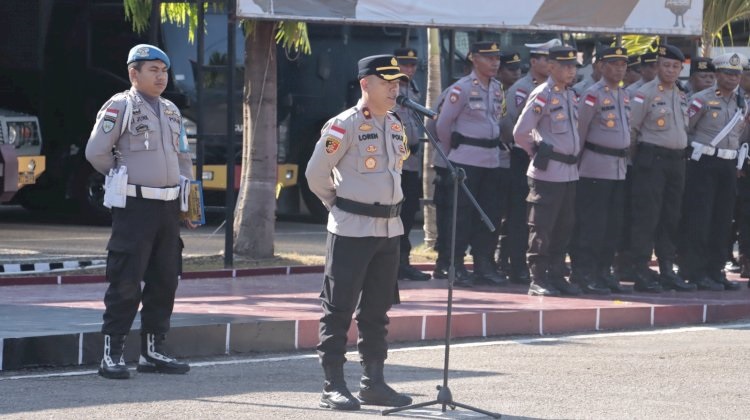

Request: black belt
left=452, top=133, right=505, bottom=149
left=335, top=197, right=403, bottom=218
left=549, top=151, right=578, bottom=164
left=638, top=142, right=686, bottom=159
left=585, top=142, right=629, bottom=157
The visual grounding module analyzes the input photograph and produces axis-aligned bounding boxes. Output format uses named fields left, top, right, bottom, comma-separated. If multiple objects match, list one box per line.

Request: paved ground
left=1, top=324, right=749, bottom=419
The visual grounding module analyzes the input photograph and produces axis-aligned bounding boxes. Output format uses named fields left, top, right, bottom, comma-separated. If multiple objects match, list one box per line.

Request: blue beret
left=127, top=44, right=170, bottom=69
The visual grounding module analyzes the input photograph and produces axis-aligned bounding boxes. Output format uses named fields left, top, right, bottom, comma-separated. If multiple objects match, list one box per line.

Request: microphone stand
left=382, top=109, right=501, bottom=418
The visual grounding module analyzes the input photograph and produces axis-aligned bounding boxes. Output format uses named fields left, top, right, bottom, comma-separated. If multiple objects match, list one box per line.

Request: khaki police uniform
left=514, top=46, right=581, bottom=296
left=678, top=56, right=746, bottom=289
left=306, top=97, right=408, bottom=366
left=86, top=87, right=193, bottom=336
left=570, top=76, right=631, bottom=293
left=628, top=48, right=693, bottom=291
left=502, top=69, right=546, bottom=283
left=435, top=64, right=505, bottom=283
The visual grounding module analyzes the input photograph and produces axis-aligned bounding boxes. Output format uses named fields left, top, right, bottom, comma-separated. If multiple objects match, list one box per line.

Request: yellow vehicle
left=0, top=110, right=45, bottom=204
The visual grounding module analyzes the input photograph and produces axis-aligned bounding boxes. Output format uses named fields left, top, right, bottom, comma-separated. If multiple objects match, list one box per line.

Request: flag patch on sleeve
left=633, top=93, right=645, bottom=104
left=584, top=95, right=596, bottom=107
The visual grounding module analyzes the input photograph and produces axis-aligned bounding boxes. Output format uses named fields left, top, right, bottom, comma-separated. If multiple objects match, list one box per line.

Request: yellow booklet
left=181, top=180, right=205, bottom=225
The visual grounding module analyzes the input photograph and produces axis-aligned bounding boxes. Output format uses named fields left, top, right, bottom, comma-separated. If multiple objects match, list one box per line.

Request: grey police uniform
left=502, top=73, right=541, bottom=281
left=86, top=87, right=193, bottom=336
left=514, top=68, right=580, bottom=294
left=679, top=85, right=746, bottom=286
left=572, top=74, right=596, bottom=97
left=305, top=98, right=408, bottom=367
left=570, top=79, right=631, bottom=290
left=394, top=79, right=427, bottom=277
left=628, top=73, right=691, bottom=290
left=435, top=69, right=505, bottom=280
left=625, top=78, right=646, bottom=97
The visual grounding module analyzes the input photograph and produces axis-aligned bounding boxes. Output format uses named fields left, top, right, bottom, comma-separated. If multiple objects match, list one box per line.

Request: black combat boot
left=598, top=266, right=633, bottom=293
left=98, top=334, right=130, bottom=379
left=527, top=262, right=559, bottom=296
left=357, top=360, right=412, bottom=407
left=632, top=263, right=662, bottom=293
left=136, top=333, right=190, bottom=374
left=320, top=364, right=360, bottom=411
left=472, top=257, right=508, bottom=286
left=571, top=271, right=610, bottom=295
left=549, top=260, right=582, bottom=296
left=658, top=260, right=696, bottom=292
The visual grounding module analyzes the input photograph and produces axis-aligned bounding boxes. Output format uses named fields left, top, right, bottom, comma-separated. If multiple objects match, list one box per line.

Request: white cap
left=713, top=52, right=747, bottom=73
left=525, top=38, right=562, bottom=55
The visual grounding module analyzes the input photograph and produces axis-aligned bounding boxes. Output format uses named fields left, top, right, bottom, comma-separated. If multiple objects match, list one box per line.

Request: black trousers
left=398, top=170, right=421, bottom=263
left=318, top=233, right=400, bottom=367
left=508, top=148, right=531, bottom=272
left=526, top=179, right=576, bottom=271
left=629, top=148, right=686, bottom=264
left=102, top=197, right=181, bottom=335
left=678, top=156, right=737, bottom=277
left=491, top=167, right=511, bottom=265
left=433, top=166, right=453, bottom=268
left=453, top=163, right=503, bottom=262
left=570, top=178, right=625, bottom=275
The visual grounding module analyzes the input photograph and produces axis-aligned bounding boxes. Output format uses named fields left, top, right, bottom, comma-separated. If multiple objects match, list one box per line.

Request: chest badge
left=606, top=120, right=615, bottom=128
left=551, top=97, right=560, bottom=105
left=391, top=123, right=402, bottom=132
left=359, top=123, right=372, bottom=131
left=656, top=118, right=666, bottom=127
left=603, top=98, right=612, bottom=106
left=366, top=144, right=377, bottom=153
left=712, top=111, right=719, bottom=118
left=365, top=156, right=377, bottom=169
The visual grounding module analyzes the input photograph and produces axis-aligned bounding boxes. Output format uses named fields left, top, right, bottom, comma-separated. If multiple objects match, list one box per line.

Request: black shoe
left=453, top=267, right=473, bottom=288
left=98, top=334, right=130, bottom=380
left=598, top=268, right=633, bottom=293
left=551, top=278, right=582, bottom=296
left=528, top=281, right=560, bottom=296
left=358, top=360, right=412, bottom=407
left=472, top=260, right=508, bottom=286
left=321, top=384, right=361, bottom=411
left=398, top=264, right=431, bottom=281
left=632, top=266, right=662, bottom=293
left=571, top=273, right=610, bottom=295
left=659, top=273, right=697, bottom=292
left=432, top=265, right=449, bottom=279
left=690, top=276, right=724, bottom=291
left=137, top=333, right=190, bottom=374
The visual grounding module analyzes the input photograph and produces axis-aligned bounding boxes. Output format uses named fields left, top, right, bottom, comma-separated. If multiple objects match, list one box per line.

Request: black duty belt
left=549, top=151, right=578, bottom=164
left=335, top=197, right=403, bottom=218
left=451, top=133, right=508, bottom=150
left=585, top=142, right=629, bottom=157
left=638, top=142, right=686, bottom=159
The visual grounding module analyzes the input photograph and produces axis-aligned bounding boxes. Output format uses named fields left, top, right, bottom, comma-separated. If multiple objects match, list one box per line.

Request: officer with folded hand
left=86, top=44, right=195, bottom=379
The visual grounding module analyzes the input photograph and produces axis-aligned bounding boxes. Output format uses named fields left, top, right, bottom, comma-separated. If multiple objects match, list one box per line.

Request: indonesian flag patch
left=633, top=93, right=645, bottom=104
left=328, top=124, right=346, bottom=139
left=515, top=89, right=528, bottom=107
left=583, top=95, right=596, bottom=107
left=687, top=98, right=703, bottom=118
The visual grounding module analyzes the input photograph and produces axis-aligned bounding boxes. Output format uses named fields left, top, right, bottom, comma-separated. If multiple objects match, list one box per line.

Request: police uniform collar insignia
left=362, top=107, right=372, bottom=119
left=715, top=89, right=722, bottom=97
left=658, top=84, right=665, bottom=92
left=473, top=79, right=479, bottom=85
left=553, top=85, right=561, bottom=92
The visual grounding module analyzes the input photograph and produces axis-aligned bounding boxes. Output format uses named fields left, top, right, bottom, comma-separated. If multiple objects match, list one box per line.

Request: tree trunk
left=233, top=21, right=277, bottom=258
left=422, top=28, right=441, bottom=248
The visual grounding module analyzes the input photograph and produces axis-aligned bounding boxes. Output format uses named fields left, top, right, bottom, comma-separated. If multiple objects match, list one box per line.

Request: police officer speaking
left=85, top=44, right=194, bottom=379
left=678, top=52, right=747, bottom=291
left=305, top=55, right=412, bottom=411
left=514, top=45, right=582, bottom=297
left=435, top=41, right=507, bottom=287
left=628, top=44, right=696, bottom=293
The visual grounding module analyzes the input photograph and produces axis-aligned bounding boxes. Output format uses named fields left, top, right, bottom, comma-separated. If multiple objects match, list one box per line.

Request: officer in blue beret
left=86, top=43, right=194, bottom=379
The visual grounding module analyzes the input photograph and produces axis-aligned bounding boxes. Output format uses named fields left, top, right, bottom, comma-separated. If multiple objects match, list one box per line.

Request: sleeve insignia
left=325, top=136, right=341, bottom=154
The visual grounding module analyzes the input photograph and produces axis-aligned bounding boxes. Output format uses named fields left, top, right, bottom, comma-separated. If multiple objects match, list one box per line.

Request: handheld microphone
left=396, top=95, right=437, bottom=119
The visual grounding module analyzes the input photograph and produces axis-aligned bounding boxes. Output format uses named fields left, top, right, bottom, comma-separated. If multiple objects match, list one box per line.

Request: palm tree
left=422, top=28, right=441, bottom=249
left=702, top=0, right=750, bottom=56
left=124, top=0, right=309, bottom=261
